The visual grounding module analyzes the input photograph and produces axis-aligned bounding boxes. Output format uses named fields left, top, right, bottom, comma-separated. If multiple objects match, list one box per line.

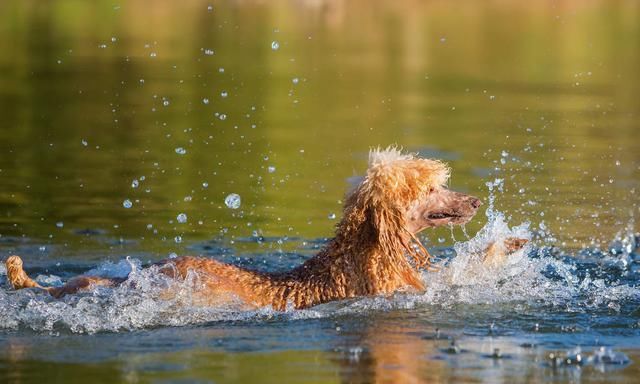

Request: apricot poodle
left=5, top=147, right=526, bottom=310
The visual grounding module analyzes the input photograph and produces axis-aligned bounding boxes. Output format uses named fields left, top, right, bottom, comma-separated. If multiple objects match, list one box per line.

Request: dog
left=5, top=147, right=526, bottom=310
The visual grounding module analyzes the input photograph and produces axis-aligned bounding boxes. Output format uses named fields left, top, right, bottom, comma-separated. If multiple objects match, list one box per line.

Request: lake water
left=1, top=1, right=639, bottom=382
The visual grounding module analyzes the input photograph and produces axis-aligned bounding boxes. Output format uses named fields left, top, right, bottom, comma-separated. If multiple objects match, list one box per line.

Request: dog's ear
left=369, top=200, right=404, bottom=241
left=368, top=201, right=426, bottom=290
left=337, top=185, right=404, bottom=246
left=360, top=163, right=434, bottom=270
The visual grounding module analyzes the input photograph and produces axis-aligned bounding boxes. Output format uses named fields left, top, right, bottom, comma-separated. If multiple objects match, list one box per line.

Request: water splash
left=2, top=211, right=638, bottom=335
left=0, top=264, right=271, bottom=334
left=1, top=176, right=639, bottom=334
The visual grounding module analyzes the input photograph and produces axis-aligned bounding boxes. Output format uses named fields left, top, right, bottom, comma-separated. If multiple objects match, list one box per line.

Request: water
left=1, top=205, right=638, bottom=382
left=1, top=0, right=640, bottom=382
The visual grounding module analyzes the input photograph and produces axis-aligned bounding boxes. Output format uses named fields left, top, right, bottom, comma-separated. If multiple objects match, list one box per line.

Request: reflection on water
left=2, top=312, right=640, bottom=383
left=1, top=0, right=640, bottom=382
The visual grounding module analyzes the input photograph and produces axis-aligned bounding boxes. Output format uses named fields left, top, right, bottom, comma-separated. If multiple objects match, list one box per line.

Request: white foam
left=0, top=264, right=283, bottom=334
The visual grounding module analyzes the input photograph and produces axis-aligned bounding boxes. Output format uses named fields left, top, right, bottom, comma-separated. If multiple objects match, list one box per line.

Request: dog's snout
left=470, top=197, right=482, bottom=209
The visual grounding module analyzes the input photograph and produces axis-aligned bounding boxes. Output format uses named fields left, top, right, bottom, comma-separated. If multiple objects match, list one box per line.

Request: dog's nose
left=470, top=198, right=482, bottom=208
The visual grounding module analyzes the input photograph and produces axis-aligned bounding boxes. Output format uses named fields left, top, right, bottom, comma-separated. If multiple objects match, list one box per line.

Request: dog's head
left=358, top=147, right=481, bottom=232
left=339, top=147, right=481, bottom=274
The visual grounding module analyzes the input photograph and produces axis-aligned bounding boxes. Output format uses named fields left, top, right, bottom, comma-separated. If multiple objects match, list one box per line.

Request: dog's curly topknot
left=365, top=146, right=450, bottom=206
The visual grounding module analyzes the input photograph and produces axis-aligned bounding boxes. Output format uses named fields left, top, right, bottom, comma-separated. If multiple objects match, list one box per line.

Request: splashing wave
left=1, top=212, right=638, bottom=334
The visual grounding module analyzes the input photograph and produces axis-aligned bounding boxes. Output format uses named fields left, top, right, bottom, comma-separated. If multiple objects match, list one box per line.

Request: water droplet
left=219, top=114, right=227, bottom=120
left=439, top=37, right=446, bottom=43
left=177, top=213, right=187, bottom=223
left=175, top=147, right=187, bottom=155
left=615, top=160, right=621, bottom=166
left=225, top=193, right=241, bottom=209
left=150, top=52, right=157, bottom=57
left=39, top=246, right=46, bottom=252
left=461, top=224, right=470, bottom=239
left=207, top=5, right=213, bottom=11
left=292, top=78, right=299, bottom=84
left=111, top=37, right=117, bottom=42
left=169, top=252, right=178, bottom=259
left=489, top=95, right=496, bottom=100
left=202, top=182, right=209, bottom=188
left=123, top=199, right=133, bottom=208
left=267, top=166, right=276, bottom=173
left=328, top=213, right=336, bottom=220
left=98, top=44, right=107, bottom=49
left=220, top=91, right=228, bottom=98
left=271, top=41, right=280, bottom=50
left=218, top=67, right=225, bottom=73
left=500, top=150, right=509, bottom=165
left=131, top=179, right=139, bottom=188
left=56, top=222, right=64, bottom=228
left=81, top=139, right=88, bottom=146
left=204, top=49, right=214, bottom=56
left=174, top=236, right=182, bottom=244
left=163, top=99, right=170, bottom=106
left=202, top=98, right=209, bottom=105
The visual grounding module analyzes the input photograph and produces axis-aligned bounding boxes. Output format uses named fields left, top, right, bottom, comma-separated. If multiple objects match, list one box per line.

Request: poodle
left=4, top=147, right=526, bottom=310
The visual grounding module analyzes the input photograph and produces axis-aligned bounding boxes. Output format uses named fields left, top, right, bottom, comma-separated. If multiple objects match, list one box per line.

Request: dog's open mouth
left=427, top=212, right=461, bottom=220
left=426, top=211, right=474, bottom=226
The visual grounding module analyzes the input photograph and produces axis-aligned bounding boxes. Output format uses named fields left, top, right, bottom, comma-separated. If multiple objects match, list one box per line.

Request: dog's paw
left=482, top=238, right=529, bottom=266
left=5, top=255, right=37, bottom=289
left=503, top=238, right=529, bottom=254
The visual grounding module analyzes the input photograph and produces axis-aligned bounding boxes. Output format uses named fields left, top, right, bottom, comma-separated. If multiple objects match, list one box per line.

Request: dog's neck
left=262, top=224, right=425, bottom=310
